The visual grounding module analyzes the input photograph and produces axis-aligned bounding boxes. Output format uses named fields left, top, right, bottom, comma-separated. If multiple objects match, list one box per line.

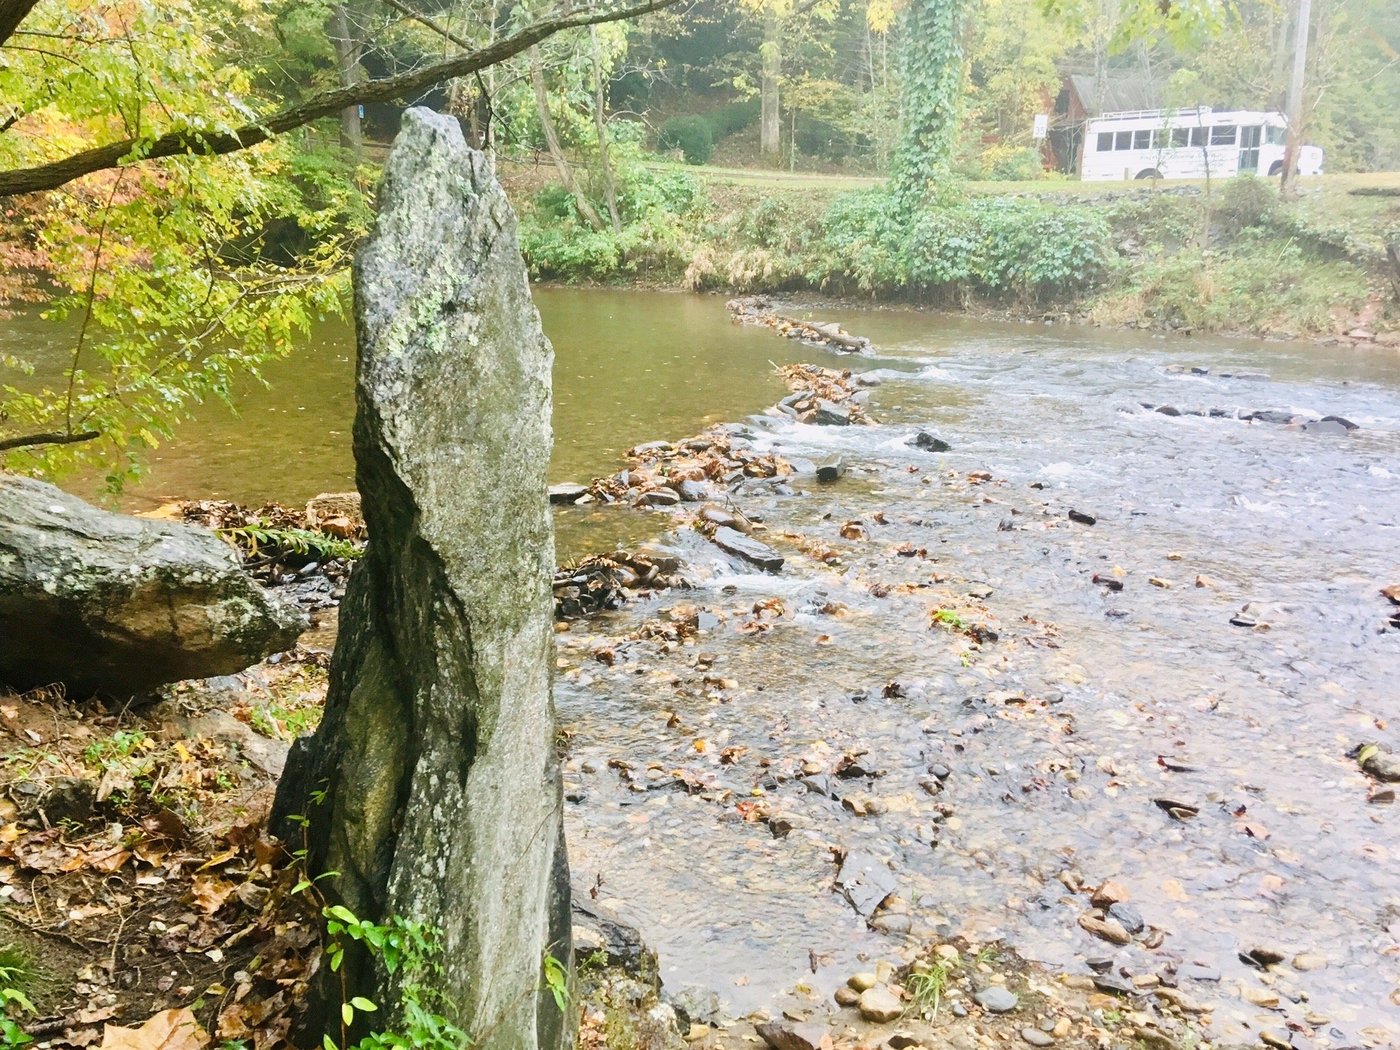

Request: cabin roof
left=1065, top=73, right=1162, bottom=117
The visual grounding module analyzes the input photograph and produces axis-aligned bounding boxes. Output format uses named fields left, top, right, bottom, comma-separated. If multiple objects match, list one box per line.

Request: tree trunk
left=273, top=109, right=571, bottom=1050
left=1280, top=0, right=1313, bottom=200
left=760, top=14, right=782, bottom=162
left=890, top=0, right=968, bottom=205
left=530, top=49, right=605, bottom=230
left=590, top=26, right=623, bottom=231
left=329, top=5, right=362, bottom=156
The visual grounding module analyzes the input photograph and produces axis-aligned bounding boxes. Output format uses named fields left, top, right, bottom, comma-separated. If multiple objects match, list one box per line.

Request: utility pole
left=1280, top=0, right=1313, bottom=200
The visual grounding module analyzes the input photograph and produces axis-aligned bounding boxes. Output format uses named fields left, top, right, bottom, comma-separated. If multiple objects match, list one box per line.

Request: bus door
left=1239, top=126, right=1262, bottom=173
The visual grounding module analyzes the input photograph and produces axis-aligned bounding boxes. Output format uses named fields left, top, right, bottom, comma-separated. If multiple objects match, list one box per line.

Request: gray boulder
left=272, top=109, right=570, bottom=1050
left=0, top=475, right=304, bottom=697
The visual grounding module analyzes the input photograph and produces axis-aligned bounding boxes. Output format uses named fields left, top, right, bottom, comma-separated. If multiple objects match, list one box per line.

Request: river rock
left=548, top=483, right=588, bottom=504
left=699, top=503, right=751, bottom=533
left=1359, top=743, right=1400, bottom=782
left=270, top=109, right=569, bottom=1050
left=1302, top=419, right=1351, bottom=436
left=636, top=487, right=680, bottom=507
left=305, top=491, right=364, bottom=536
left=908, top=432, right=951, bottom=453
left=572, top=898, right=656, bottom=975
left=709, top=526, right=784, bottom=572
left=835, top=851, right=896, bottom=917
left=973, top=986, right=1018, bottom=1013
left=756, top=1021, right=830, bottom=1050
left=0, top=474, right=304, bottom=697
left=1107, top=901, right=1145, bottom=934
left=1020, top=1030, right=1053, bottom=1047
left=857, top=986, right=903, bottom=1023
left=816, top=456, right=847, bottom=482
left=676, top=479, right=708, bottom=502
left=1078, top=914, right=1132, bottom=944
left=813, top=400, right=853, bottom=426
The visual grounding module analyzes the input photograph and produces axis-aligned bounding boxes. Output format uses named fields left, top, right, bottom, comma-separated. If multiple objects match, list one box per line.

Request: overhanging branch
left=0, top=430, right=101, bottom=453
left=0, top=0, right=682, bottom=198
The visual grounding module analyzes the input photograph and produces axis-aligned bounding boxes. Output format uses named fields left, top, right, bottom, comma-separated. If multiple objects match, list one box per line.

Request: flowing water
left=10, top=290, right=1400, bottom=1043
left=546, top=299, right=1400, bottom=1047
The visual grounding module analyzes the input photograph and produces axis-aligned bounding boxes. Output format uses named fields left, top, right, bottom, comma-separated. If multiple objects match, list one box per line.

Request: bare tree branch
left=0, top=0, right=682, bottom=198
left=379, top=0, right=474, bottom=50
left=0, top=0, right=40, bottom=48
left=0, top=430, right=100, bottom=453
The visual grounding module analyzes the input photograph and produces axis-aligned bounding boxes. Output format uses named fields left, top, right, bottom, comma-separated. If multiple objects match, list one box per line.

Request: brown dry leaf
left=101, top=1008, right=209, bottom=1050
left=88, top=848, right=133, bottom=874
left=191, top=873, right=238, bottom=915
left=1381, top=584, right=1400, bottom=605
left=194, top=846, right=238, bottom=872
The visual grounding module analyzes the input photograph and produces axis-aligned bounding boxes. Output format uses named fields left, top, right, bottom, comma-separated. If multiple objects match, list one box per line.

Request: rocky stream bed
left=4, top=302, right=1399, bottom=1050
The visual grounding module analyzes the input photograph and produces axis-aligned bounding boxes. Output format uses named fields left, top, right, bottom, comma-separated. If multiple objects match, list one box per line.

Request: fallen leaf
left=101, top=1008, right=209, bottom=1050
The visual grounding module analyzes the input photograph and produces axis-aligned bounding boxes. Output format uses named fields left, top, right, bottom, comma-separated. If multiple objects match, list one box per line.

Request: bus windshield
left=1265, top=126, right=1286, bottom=145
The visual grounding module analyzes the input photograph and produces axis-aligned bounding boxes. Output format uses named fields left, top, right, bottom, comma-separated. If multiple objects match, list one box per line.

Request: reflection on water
left=5, top=288, right=847, bottom=557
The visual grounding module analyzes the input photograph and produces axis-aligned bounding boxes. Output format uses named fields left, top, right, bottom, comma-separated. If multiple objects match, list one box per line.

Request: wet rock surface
left=553, top=322, right=1400, bottom=1049
left=0, top=475, right=305, bottom=697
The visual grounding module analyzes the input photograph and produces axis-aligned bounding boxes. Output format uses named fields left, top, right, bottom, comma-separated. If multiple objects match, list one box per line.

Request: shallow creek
left=13, top=290, right=1400, bottom=1044
left=549, top=302, right=1400, bottom=1047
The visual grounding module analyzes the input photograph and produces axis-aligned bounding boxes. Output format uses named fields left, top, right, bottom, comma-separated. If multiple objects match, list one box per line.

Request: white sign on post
left=1032, top=114, right=1049, bottom=141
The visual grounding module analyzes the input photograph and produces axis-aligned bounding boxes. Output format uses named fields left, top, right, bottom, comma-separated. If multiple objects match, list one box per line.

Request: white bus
left=1080, top=107, right=1324, bottom=182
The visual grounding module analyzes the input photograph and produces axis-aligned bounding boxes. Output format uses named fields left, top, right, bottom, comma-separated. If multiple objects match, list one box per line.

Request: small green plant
left=542, top=954, right=569, bottom=1013
left=931, top=608, right=968, bottom=632
left=904, top=958, right=954, bottom=1018
left=0, top=945, right=38, bottom=1049
left=82, top=729, right=149, bottom=768
left=320, top=906, right=472, bottom=1050
left=219, top=523, right=363, bottom=563
left=973, top=944, right=1002, bottom=968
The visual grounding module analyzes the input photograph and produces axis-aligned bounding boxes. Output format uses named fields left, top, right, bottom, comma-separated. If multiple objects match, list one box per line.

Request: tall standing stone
left=273, top=109, right=569, bottom=1050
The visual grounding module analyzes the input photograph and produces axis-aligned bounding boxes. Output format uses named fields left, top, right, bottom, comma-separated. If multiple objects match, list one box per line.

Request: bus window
left=1133, top=129, right=1152, bottom=149
left=1190, top=127, right=1206, bottom=147
left=1172, top=128, right=1189, bottom=147
left=1115, top=131, right=1132, bottom=150
left=1265, top=126, right=1286, bottom=145
left=1211, top=125, right=1237, bottom=145
left=1097, top=132, right=1114, bottom=152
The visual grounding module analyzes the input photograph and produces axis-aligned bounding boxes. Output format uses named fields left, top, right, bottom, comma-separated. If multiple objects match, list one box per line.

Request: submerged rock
left=0, top=474, right=304, bottom=697
left=709, top=526, right=784, bottom=572
left=549, top=483, right=589, bottom=504
left=835, top=850, right=896, bottom=917
left=908, top=431, right=952, bottom=453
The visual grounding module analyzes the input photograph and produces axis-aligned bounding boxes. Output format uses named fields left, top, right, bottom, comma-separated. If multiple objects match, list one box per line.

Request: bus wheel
left=1268, top=161, right=1284, bottom=176
left=1135, top=168, right=1161, bottom=180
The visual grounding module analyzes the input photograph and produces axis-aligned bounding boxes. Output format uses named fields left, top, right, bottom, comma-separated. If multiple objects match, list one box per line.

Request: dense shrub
left=658, top=116, right=714, bottom=164
left=984, top=146, right=1046, bottom=182
left=815, top=190, right=1111, bottom=300
left=706, top=100, right=761, bottom=139
left=1214, top=175, right=1277, bottom=238
left=796, top=117, right=856, bottom=161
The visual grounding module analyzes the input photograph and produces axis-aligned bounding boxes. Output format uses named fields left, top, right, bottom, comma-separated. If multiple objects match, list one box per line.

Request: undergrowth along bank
left=511, top=165, right=1400, bottom=341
